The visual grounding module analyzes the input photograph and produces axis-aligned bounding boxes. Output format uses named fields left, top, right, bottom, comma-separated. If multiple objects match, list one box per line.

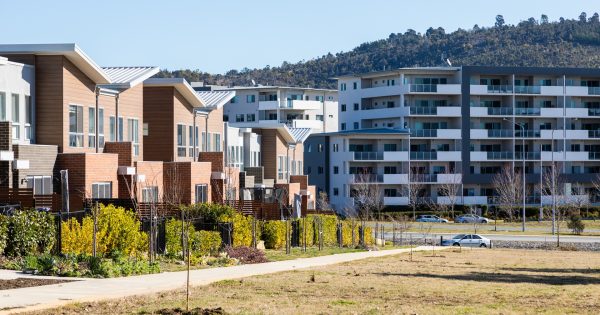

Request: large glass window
left=26, top=175, right=52, bottom=195
left=195, top=184, right=208, bottom=203
left=24, top=96, right=32, bottom=140
left=11, top=94, right=19, bottom=139
left=109, top=116, right=115, bottom=141
left=141, top=186, right=159, bottom=203
left=91, top=182, right=112, bottom=199
left=128, top=118, right=139, bottom=156
left=177, top=124, right=186, bottom=157
left=214, top=133, right=221, bottom=152
left=69, top=105, right=83, bottom=147
left=88, top=107, right=96, bottom=148
left=0, top=92, right=5, bottom=121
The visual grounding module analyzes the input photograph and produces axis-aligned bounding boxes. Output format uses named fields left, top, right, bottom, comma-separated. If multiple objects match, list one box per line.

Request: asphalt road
left=383, top=231, right=600, bottom=243
left=370, top=221, right=600, bottom=233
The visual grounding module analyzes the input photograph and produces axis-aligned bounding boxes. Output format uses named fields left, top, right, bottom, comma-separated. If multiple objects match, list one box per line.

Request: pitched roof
left=316, top=128, right=411, bottom=136
left=196, top=90, right=236, bottom=109
left=288, top=127, right=312, bottom=143
left=0, top=43, right=111, bottom=83
left=101, top=66, right=159, bottom=89
left=217, top=85, right=336, bottom=93
left=143, top=78, right=205, bottom=108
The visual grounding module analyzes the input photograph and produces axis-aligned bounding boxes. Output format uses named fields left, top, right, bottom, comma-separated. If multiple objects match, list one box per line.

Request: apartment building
left=217, top=86, right=338, bottom=133
left=307, top=66, right=600, bottom=211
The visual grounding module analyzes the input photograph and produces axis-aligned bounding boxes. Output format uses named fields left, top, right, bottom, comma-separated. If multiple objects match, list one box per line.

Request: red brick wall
left=135, top=161, right=164, bottom=202
left=104, top=142, right=133, bottom=166
left=290, top=175, right=308, bottom=189
left=197, top=152, right=224, bottom=172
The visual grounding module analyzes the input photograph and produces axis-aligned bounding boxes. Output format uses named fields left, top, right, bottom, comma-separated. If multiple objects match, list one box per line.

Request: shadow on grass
left=500, top=267, right=600, bottom=274
left=374, top=272, right=600, bottom=285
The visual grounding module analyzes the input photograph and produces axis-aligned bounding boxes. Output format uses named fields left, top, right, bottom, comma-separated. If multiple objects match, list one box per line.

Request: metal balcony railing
left=588, top=108, right=600, bottom=116
left=353, top=151, right=384, bottom=160
left=410, top=107, right=437, bottom=115
left=487, top=85, right=513, bottom=93
left=514, top=107, right=541, bottom=115
left=411, top=129, right=438, bottom=137
left=588, top=130, right=600, bottom=138
left=352, top=174, right=384, bottom=183
left=487, top=107, right=513, bottom=115
left=410, top=84, right=438, bottom=92
left=410, top=151, right=438, bottom=160
left=410, top=174, right=437, bottom=182
left=515, top=151, right=542, bottom=160
left=515, top=130, right=541, bottom=138
left=487, top=129, right=513, bottom=138
left=514, top=86, right=541, bottom=94
left=588, top=87, right=600, bottom=95
left=589, top=152, right=600, bottom=160
left=486, top=151, right=513, bottom=160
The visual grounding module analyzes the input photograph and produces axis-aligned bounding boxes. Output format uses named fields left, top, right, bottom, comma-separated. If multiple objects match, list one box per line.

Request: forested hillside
left=156, top=13, right=600, bottom=89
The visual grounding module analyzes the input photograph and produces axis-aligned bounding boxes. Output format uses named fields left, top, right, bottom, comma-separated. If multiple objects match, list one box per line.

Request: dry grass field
left=28, top=248, right=600, bottom=315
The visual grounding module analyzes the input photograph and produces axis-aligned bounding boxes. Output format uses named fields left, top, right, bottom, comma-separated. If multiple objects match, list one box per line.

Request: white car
left=415, top=215, right=449, bottom=223
left=441, top=234, right=492, bottom=248
left=455, top=214, right=490, bottom=224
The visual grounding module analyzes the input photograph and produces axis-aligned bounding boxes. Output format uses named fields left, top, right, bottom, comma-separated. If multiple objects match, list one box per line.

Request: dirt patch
left=155, top=307, right=226, bottom=315
left=0, top=278, right=71, bottom=290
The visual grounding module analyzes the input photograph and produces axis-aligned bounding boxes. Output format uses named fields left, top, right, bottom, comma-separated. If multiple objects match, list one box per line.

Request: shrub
left=220, top=212, right=253, bottom=247
left=364, top=227, right=375, bottom=245
left=225, top=246, right=268, bottom=264
left=297, top=217, right=314, bottom=247
left=567, top=214, right=585, bottom=235
left=341, top=220, right=360, bottom=247
left=309, top=215, right=338, bottom=247
left=192, top=230, right=222, bottom=256
left=7, top=209, right=55, bottom=257
left=0, top=215, right=8, bottom=255
left=165, top=219, right=222, bottom=257
left=262, top=220, right=287, bottom=249
left=61, top=204, right=147, bottom=257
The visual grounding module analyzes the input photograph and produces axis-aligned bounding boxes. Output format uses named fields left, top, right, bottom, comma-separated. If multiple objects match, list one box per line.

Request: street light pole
left=506, top=117, right=526, bottom=232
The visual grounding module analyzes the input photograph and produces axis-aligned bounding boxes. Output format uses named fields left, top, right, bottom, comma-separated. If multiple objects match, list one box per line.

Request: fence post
left=381, top=225, right=385, bottom=247
left=392, top=223, right=396, bottom=246
left=285, top=219, right=290, bottom=255
left=93, top=201, right=98, bottom=258
left=351, top=219, right=356, bottom=247
left=337, top=221, right=342, bottom=248
left=56, top=210, right=62, bottom=255
left=251, top=216, right=257, bottom=249
left=303, top=216, right=307, bottom=252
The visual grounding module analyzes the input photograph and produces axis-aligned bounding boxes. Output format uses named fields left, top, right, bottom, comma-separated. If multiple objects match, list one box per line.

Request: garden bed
left=0, top=277, right=72, bottom=290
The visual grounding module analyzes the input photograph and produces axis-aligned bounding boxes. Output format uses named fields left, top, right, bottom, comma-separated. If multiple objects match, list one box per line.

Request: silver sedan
left=441, top=234, right=492, bottom=248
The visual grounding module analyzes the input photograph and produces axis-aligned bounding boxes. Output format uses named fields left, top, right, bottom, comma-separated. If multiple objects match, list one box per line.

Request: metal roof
left=144, top=78, right=205, bottom=108
left=288, top=127, right=312, bottom=143
left=333, top=67, right=461, bottom=80
left=196, top=91, right=236, bottom=109
left=102, top=66, right=159, bottom=89
left=315, top=128, right=411, bottom=136
left=0, top=43, right=111, bottom=83
left=217, top=85, right=336, bottom=93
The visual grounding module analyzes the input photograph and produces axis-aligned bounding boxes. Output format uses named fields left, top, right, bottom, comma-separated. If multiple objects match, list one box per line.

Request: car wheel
left=480, top=220, right=488, bottom=224
left=479, top=243, right=487, bottom=248
left=452, top=243, right=460, bottom=247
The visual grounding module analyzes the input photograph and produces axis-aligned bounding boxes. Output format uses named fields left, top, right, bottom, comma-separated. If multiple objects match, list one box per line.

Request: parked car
left=441, top=234, right=492, bottom=247
left=455, top=214, right=490, bottom=224
left=416, top=215, right=449, bottom=223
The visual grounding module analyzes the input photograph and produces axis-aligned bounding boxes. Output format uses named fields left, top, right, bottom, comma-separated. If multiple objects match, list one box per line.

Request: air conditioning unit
left=0, top=150, right=14, bottom=161
left=12, top=159, right=29, bottom=170
left=117, top=166, right=136, bottom=175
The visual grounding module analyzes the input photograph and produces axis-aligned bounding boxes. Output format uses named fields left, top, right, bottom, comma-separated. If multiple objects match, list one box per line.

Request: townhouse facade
left=306, top=66, right=600, bottom=212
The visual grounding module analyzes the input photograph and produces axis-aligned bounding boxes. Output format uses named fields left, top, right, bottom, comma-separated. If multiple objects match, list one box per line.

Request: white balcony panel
left=470, top=151, right=488, bottom=161
left=541, top=195, right=589, bottom=205
left=438, top=129, right=462, bottom=139
left=383, top=151, right=409, bottom=161
left=437, top=173, right=462, bottom=184
left=289, top=119, right=323, bottom=129
left=12, top=159, right=29, bottom=170
left=360, top=85, right=403, bottom=98
left=540, top=151, right=565, bottom=161
left=258, top=100, right=279, bottom=110
left=470, top=107, right=488, bottom=117
left=358, top=107, right=407, bottom=120
left=565, top=86, right=589, bottom=97
left=118, top=166, right=136, bottom=175
left=539, top=108, right=563, bottom=117
left=437, top=151, right=462, bottom=161
left=565, top=152, right=590, bottom=161
left=566, top=108, right=589, bottom=118
left=565, top=130, right=589, bottom=139
left=436, top=84, right=462, bottom=95
left=384, top=196, right=409, bottom=206
left=288, top=100, right=322, bottom=110
left=540, top=86, right=564, bottom=96
left=383, top=174, right=409, bottom=184
left=0, top=150, right=14, bottom=161
left=462, top=196, right=488, bottom=205
left=470, top=129, right=488, bottom=139
left=437, top=106, right=461, bottom=116
left=470, top=85, right=489, bottom=95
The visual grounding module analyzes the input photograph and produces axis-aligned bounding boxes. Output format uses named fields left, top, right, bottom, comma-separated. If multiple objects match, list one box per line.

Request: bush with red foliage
left=225, top=246, right=268, bottom=264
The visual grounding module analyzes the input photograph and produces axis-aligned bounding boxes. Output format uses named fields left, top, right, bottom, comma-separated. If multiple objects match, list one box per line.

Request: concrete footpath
left=0, top=246, right=442, bottom=314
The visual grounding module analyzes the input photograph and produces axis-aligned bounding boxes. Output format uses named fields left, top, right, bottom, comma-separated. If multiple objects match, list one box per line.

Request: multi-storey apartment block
left=306, top=66, right=600, bottom=211
left=218, top=86, right=338, bottom=133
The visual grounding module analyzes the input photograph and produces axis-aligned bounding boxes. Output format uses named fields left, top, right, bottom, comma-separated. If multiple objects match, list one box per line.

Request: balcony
left=283, top=100, right=322, bottom=110
left=589, top=130, right=600, bottom=138
left=258, top=100, right=279, bottom=110
left=515, top=130, right=541, bottom=138
left=487, top=129, right=513, bottom=138
left=360, top=85, right=403, bottom=98
left=383, top=151, right=409, bottom=161
left=352, top=174, right=383, bottom=183
left=514, top=151, right=541, bottom=160
left=437, top=173, right=462, bottom=184
left=410, top=151, right=437, bottom=160
left=514, top=86, right=541, bottom=94
left=410, top=106, right=437, bottom=115
left=514, top=107, right=541, bottom=116
left=486, top=151, right=514, bottom=160
left=410, top=129, right=461, bottom=139
left=409, top=84, right=437, bottom=93
left=589, top=87, right=600, bottom=95
left=353, top=151, right=383, bottom=161
left=383, top=196, right=409, bottom=206
left=589, top=152, right=600, bottom=160
left=411, top=129, right=437, bottom=137
left=285, top=119, right=323, bottom=129
left=410, top=174, right=437, bottom=183
left=383, top=174, right=409, bottom=184
left=488, top=107, right=513, bottom=116
left=487, top=85, right=513, bottom=93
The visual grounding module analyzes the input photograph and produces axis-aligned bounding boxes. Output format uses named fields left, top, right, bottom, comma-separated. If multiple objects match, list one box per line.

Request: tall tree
left=495, top=15, right=506, bottom=27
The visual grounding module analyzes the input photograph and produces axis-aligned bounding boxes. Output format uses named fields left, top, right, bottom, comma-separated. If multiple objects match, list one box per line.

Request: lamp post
left=505, top=118, right=526, bottom=232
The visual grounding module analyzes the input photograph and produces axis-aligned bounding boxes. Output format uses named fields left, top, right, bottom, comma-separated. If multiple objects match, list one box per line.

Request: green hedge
left=261, top=220, right=287, bottom=249
left=341, top=220, right=360, bottom=247
left=165, top=219, right=222, bottom=257
left=4, top=209, right=55, bottom=257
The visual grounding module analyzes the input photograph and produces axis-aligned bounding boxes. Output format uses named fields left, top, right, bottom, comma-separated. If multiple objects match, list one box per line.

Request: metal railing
left=487, top=107, right=513, bottom=115
left=514, top=107, right=541, bottom=115
left=410, top=151, right=438, bottom=160
left=589, top=152, right=600, bottom=160
left=487, top=129, right=513, bottom=138
left=515, top=151, right=542, bottom=160
left=410, top=174, right=437, bottom=182
left=588, top=130, right=600, bottom=138
left=352, top=174, right=384, bottom=183
left=514, top=86, right=541, bottom=94
left=588, top=87, right=600, bottom=95
left=486, top=151, right=513, bottom=160
left=410, top=107, right=437, bottom=115
left=487, top=85, right=513, bottom=93
left=409, top=84, right=438, bottom=93
left=588, top=108, right=600, bottom=116
left=353, top=151, right=384, bottom=160
left=515, top=130, right=541, bottom=138
left=411, top=129, right=438, bottom=137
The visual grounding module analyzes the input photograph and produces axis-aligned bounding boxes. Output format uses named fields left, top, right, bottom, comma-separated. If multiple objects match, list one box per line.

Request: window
left=315, top=95, right=324, bottom=101
left=128, top=118, right=139, bottom=156
left=195, top=184, right=208, bottom=203
left=246, top=114, right=256, bottom=122
left=306, top=166, right=312, bottom=174
left=11, top=94, right=19, bottom=139
left=292, top=160, right=297, bottom=175
left=341, top=123, right=346, bottom=130
left=91, top=182, right=112, bottom=199
left=384, top=166, right=397, bottom=174
left=316, top=115, right=323, bottom=121
left=177, top=124, right=186, bottom=157
left=384, top=189, right=397, bottom=197
left=278, top=155, right=288, bottom=180
left=340, top=83, right=347, bottom=91
left=353, top=122, right=359, bottom=129
left=341, top=104, right=346, bottom=112
left=333, top=144, right=339, bottom=152
left=353, top=103, right=359, bottom=111
left=268, top=113, right=277, bottom=120
left=235, top=114, right=244, bottom=122
left=333, top=188, right=339, bottom=196
left=333, top=166, right=339, bottom=174
left=109, top=116, right=115, bottom=141
left=141, top=186, right=159, bottom=203
left=69, top=105, right=83, bottom=147
left=384, top=143, right=397, bottom=151
left=223, top=115, right=229, bottom=122
left=542, top=144, right=552, bottom=151
left=353, top=82, right=357, bottom=89
left=230, top=96, right=238, bottom=103
left=214, top=133, right=221, bottom=151
left=24, top=96, right=32, bottom=140
left=318, top=144, right=323, bottom=152
left=0, top=92, right=5, bottom=121
left=188, top=126, right=195, bottom=157
left=571, top=144, right=580, bottom=152
left=318, top=166, right=324, bottom=174
left=246, top=95, right=256, bottom=103
left=26, top=175, right=52, bottom=195
left=207, top=132, right=211, bottom=152
left=88, top=108, right=97, bottom=148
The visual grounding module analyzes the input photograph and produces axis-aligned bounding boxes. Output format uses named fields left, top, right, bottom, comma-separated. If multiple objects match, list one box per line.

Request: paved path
left=0, top=246, right=441, bottom=314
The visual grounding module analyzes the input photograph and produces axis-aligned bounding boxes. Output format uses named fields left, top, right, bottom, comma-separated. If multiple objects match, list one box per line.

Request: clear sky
left=2, top=0, right=598, bottom=73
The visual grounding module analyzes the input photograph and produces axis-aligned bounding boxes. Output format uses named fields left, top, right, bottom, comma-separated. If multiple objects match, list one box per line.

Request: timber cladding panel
left=35, top=55, right=64, bottom=149
left=255, top=129, right=288, bottom=183
left=115, top=84, right=144, bottom=161
left=13, top=144, right=58, bottom=188
left=173, top=89, right=195, bottom=162
left=104, top=142, right=133, bottom=166
left=143, top=86, right=175, bottom=162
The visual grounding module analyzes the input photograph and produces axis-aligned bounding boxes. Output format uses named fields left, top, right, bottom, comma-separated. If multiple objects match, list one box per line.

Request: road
left=369, top=221, right=600, bottom=233
left=382, top=231, right=600, bottom=243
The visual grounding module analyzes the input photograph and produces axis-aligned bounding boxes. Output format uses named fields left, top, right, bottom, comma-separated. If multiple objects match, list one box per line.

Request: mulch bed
left=0, top=278, right=71, bottom=290
left=156, top=307, right=226, bottom=315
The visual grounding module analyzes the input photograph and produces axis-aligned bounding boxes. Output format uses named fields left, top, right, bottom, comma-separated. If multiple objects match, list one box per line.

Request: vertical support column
left=95, top=88, right=100, bottom=153
left=115, top=93, right=120, bottom=142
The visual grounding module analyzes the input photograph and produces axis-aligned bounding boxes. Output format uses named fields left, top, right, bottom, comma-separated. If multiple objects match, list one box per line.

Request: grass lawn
left=29, top=248, right=600, bottom=314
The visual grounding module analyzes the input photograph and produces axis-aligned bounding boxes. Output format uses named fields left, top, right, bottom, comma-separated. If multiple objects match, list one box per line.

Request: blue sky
left=2, top=0, right=598, bottom=73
